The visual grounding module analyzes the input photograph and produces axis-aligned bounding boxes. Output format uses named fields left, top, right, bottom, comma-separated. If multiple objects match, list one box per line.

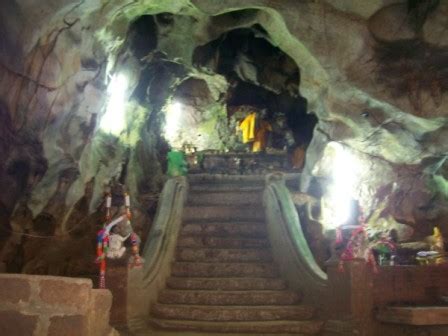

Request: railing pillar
left=326, top=259, right=374, bottom=335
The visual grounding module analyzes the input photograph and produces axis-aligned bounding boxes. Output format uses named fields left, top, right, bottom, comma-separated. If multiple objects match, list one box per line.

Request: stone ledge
left=0, top=277, right=31, bottom=304
left=39, top=279, right=92, bottom=313
left=0, top=274, right=115, bottom=336
left=0, top=274, right=93, bottom=314
left=0, top=273, right=93, bottom=285
left=377, top=306, right=448, bottom=326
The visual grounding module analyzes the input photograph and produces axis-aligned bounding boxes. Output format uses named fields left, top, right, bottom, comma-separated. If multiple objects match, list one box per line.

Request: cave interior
left=0, top=1, right=448, bottom=335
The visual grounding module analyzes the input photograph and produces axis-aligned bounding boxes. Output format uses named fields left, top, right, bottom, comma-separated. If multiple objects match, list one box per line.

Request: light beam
left=99, top=73, right=128, bottom=135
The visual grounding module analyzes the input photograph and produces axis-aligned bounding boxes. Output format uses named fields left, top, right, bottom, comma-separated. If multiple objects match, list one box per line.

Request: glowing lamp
left=164, top=102, right=182, bottom=142
left=321, top=142, right=362, bottom=230
left=99, top=74, right=128, bottom=135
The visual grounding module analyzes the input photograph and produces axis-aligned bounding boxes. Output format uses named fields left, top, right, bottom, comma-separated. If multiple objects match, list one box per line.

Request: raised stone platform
left=147, top=318, right=323, bottom=334
left=0, top=274, right=117, bottom=336
left=377, top=306, right=448, bottom=326
left=187, top=152, right=293, bottom=175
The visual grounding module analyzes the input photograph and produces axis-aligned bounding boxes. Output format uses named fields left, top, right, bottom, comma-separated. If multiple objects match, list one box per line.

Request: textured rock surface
left=0, top=0, right=447, bottom=273
left=369, top=3, right=417, bottom=42
left=423, top=2, right=448, bottom=47
left=0, top=274, right=116, bottom=336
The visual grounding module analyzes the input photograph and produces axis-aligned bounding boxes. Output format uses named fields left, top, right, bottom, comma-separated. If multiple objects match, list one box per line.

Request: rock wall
left=0, top=0, right=447, bottom=273
left=0, top=274, right=117, bottom=336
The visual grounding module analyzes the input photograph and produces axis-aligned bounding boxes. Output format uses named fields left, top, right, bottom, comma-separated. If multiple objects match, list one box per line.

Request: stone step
left=376, top=306, right=448, bottom=325
left=175, top=247, right=272, bottom=262
left=181, top=222, right=267, bottom=238
left=148, top=317, right=322, bottom=334
left=176, top=236, right=270, bottom=249
left=188, top=173, right=300, bottom=189
left=188, top=190, right=262, bottom=206
left=183, top=206, right=265, bottom=222
left=188, top=174, right=266, bottom=184
left=189, top=184, right=264, bottom=192
left=151, top=304, right=315, bottom=322
left=158, top=289, right=301, bottom=306
left=171, top=262, right=279, bottom=278
left=166, top=277, right=287, bottom=291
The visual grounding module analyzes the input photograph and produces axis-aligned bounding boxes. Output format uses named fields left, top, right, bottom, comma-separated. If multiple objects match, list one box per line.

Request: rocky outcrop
left=0, top=0, right=447, bottom=274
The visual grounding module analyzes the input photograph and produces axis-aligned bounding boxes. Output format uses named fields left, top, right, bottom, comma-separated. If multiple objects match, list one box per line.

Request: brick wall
left=373, top=265, right=448, bottom=305
left=0, top=274, right=117, bottom=336
left=325, top=261, right=448, bottom=336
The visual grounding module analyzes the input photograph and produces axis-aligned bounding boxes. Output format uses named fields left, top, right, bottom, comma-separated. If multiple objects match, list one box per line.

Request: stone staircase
left=187, top=151, right=291, bottom=175
left=147, top=174, right=323, bottom=334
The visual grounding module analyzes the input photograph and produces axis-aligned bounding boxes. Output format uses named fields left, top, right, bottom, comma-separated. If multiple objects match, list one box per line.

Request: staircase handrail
left=141, top=176, right=187, bottom=284
left=263, top=173, right=328, bottom=302
left=127, top=176, right=187, bottom=327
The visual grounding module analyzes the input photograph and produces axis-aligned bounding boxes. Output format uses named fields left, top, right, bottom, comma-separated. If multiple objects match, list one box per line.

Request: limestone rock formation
left=0, top=0, right=447, bottom=274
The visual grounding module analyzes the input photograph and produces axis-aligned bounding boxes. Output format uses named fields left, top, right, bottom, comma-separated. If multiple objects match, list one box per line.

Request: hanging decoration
left=95, top=191, right=143, bottom=289
left=336, top=205, right=396, bottom=273
left=125, top=192, right=144, bottom=269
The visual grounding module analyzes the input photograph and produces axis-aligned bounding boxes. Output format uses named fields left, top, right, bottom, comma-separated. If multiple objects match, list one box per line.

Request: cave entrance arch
left=121, top=8, right=324, bottom=164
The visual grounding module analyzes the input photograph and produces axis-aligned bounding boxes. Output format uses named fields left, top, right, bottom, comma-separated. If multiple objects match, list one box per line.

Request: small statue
left=417, top=227, right=446, bottom=265
left=128, top=232, right=143, bottom=269
left=96, top=190, right=144, bottom=288
left=428, top=227, right=444, bottom=253
left=106, top=227, right=129, bottom=259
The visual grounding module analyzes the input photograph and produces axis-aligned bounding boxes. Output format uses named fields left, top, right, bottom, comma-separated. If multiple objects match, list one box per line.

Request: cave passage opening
left=192, top=26, right=318, bottom=155
left=118, top=16, right=319, bottom=172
